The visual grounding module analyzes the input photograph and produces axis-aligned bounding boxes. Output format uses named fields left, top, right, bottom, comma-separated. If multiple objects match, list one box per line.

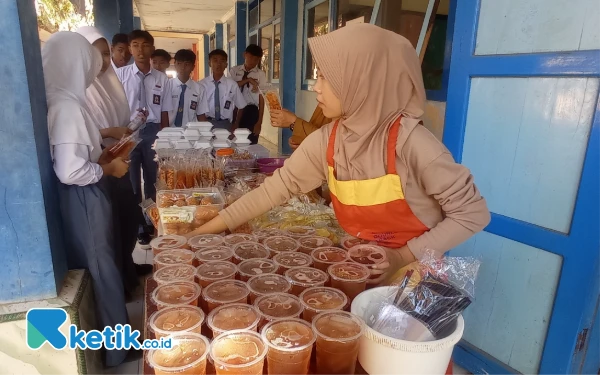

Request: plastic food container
left=186, top=122, right=213, bottom=131
left=188, top=234, right=224, bottom=250
left=147, top=332, right=210, bottom=375
left=224, top=233, right=258, bottom=246
left=257, top=158, right=286, bottom=174
left=152, top=281, right=201, bottom=310
left=247, top=274, right=292, bottom=303
left=195, top=260, right=238, bottom=287
left=263, top=236, right=300, bottom=257
left=299, top=287, right=348, bottom=322
left=297, top=236, right=334, bottom=255
left=286, top=226, right=317, bottom=239
left=340, top=235, right=376, bottom=250
left=212, top=139, right=231, bottom=148
left=238, top=258, right=278, bottom=282
left=327, top=262, right=370, bottom=305
left=273, top=252, right=313, bottom=274
left=194, top=246, right=234, bottom=265
left=202, top=280, right=250, bottom=313
left=148, top=305, right=205, bottom=339
left=157, top=188, right=226, bottom=235
left=207, top=303, right=261, bottom=338
left=233, top=241, right=270, bottom=264
left=154, top=264, right=197, bottom=286
left=261, top=319, right=316, bottom=375
left=150, top=235, right=189, bottom=257
left=210, top=330, right=267, bottom=375
left=254, top=293, right=303, bottom=331
left=154, top=139, right=172, bottom=150
left=154, top=249, right=195, bottom=271
left=284, top=267, right=329, bottom=296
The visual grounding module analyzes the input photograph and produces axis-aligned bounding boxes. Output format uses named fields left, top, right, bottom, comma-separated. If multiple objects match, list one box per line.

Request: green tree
left=35, top=0, right=94, bottom=34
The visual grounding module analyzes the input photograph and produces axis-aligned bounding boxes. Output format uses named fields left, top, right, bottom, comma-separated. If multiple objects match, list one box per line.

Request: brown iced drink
left=254, top=293, right=303, bottom=330
left=348, top=244, right=387, bottom=266
left=188, top=234, right=224, bottom=251
left=207, top=303, right=260, bottom=338
left=148, top=333, right=210, bottom=375
left=210, top=330, right=267, bottom=375
left=297, top=236, right=333, bottom=255
left=223, top=233, right=258, bottom=246
left=151, top=235, right=188, bottom=257
left=299, top=287, right=348, bottom=322
left=311, top=247, right=349, bottom=272
left=327, top=262, right=370, bottom=305
left=263, top=236, right=300, bottom=257
left=232, top=242, right=270, bottom=264
left=152, top=281, right=201, bottom=310
left=149, top=305, right=205, bottom=339
left=312, top=311, right=365, bottom=375
left=253, top=228, right=286, bottom=244
left=202, top=280, right=249, bottom=313
left=285, top=226, right=316, bottom=239
left=340, top=235, right=375, bottom=250
left=194, top=246, right=234, bottom=266
left=154, top=264, right=197, bottom=286
left=237, top=259, right=278, bottom=282
left=284, top=267, right=329, bottom=296
left=261, top=319, right=316, bottom=375
left=195, top=261, right=238, bottom=288
left=273, top=252, right=313, bottom=274
left=154, top=249, right=195, bottom=271
left=247, top=274, right=291, bottom=303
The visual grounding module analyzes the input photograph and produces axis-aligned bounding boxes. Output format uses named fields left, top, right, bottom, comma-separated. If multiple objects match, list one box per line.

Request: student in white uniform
left=168, top=49, right=209, bottom=127
left=198, top=49, right=247, bottom=131
left=116, top=30, right=173, bottom=246
left=111, top=33, right=131, bottom=71
left=229, top=44, right=266, bottom=144
left=43, top=31, right=130, bottom=367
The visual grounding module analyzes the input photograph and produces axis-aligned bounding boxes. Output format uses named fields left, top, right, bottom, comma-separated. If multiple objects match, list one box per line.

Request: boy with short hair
left=198, top=49, right=247, bottom=131
left=229, top=44, right=266, bottom=144
left=111, top=33, right=131, bottom=70
left=116, top=30, right=173, bottom=246
left=151, top=49, right=172, bottom=73
left=168, top=49, right=208, bottom=127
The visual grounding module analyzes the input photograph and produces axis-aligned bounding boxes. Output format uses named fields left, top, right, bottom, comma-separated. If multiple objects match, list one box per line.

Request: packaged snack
left=156, top=188, right=225, bottom=235
left=140, top=199, right=160, bottom=230
left=108, top=133, right=141, bottom=161
left=261, top=85, right=282, bottom=112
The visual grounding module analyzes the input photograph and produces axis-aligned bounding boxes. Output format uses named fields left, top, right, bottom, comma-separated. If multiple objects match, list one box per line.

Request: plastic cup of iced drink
left=247, top=274, right=292, bottom=303
left=194, top=246, right=234, bottom=266
left=285, top=226, right=316, bottom=239
left=327, top=262, right=370, bottom=304
left=272, top=252, right=313, bottom=274
left=207, top=303, right=260, bottom=338
left=210, top=329, right=267, bottom=375
left=340, top=235, right=376, bottom=251
left=154, top=264, right=197, bottom=286
left=202, top=280, right=249, bottom=313
left=148, top=333, right=210, bottom=375
left=152, top=281, right=202, bottom=310
left=154, top=249, right=195, bottom=271
left=237, top=259, right=278, bottom=282
left=263, top=236, right=300, bottom=258
left=347, top=244, right=387, bottom=280
left=195, top=261, right=238, bottom=288
left=253, top=228, right=286, bottom=244
left=151, top=235, right=189, bottom=257
left=188, top=234, right=224, bottom=251
left=148, top=305, right=205, bottom=339
left=254, top=293, right=304, bottom=330
left=223, top=233, right=258, bottom=246
left=311, top=247, right=349, bottom=272
left=284, top=267, right=329, bottom=296
left=299, top=287, right=348, bottom=322
left=312, top=311, right=365, bottom=375
left=232, top=242, right=270, bottom=264
left=297, top=236, right=334, bottom=255
left=261, top=319, right=316, bottom=375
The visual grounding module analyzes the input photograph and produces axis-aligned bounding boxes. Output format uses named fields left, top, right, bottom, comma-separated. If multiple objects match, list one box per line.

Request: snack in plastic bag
left=108, top=133, right=141, bottom=161
left=140, top=199, right=160, bottom=229
left=261, top=84, right=282, bottom=112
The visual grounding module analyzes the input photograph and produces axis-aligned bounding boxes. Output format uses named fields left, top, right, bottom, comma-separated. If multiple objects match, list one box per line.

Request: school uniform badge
left=153, top=94, right=161, bottom=105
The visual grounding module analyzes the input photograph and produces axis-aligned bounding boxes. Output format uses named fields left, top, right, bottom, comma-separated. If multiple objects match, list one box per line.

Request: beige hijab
left=308, top=24, right=426, bottom=180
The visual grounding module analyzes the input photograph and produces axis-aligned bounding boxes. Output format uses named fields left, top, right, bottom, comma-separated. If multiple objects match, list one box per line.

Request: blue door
left=444, top=0, right=600, bottom=373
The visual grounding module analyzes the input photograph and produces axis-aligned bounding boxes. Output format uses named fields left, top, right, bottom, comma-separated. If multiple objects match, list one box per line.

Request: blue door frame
left=444, top=1, right=600, bottom=374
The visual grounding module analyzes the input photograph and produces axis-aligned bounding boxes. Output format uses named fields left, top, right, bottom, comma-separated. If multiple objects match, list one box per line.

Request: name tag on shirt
left=190, top=101, right=197, bottom=110
left=153, top=94, right=161, bottom=105
left=224, top=100, right=231, bottom=110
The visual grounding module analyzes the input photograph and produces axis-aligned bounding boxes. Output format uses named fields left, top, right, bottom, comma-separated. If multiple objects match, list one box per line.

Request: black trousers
left=238, top=104, right=260, bottom=145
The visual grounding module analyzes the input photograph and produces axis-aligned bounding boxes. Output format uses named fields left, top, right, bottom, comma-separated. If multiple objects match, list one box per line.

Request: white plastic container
left=186, top=122, right=213, bottom=131
left=174, top=140, right=192, bottom=150
left=157, top=129, right=183, bottom=141
left=212, top=139, right=231, bottom=148
left=154, top=139, right=172, bottom=150
left=351, top=286, right=464, bottom=375
left=234, top=128, right=252, bottom=136
left=184, top=128, right=201, bottom=137
left=194, top=141, right=212, bottom=149
left=200, top=131, right=214, bottom=137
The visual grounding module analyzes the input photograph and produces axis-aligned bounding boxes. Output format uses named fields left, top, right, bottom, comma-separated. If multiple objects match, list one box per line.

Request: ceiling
left=154, top=37, right=195, bottom=57
left=134, top=0, right=238, bottom=34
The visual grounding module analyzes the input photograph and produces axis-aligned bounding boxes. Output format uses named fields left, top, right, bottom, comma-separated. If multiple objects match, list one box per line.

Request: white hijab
left=43, top=31, right=103, bottom=162
left=76, top=26, right=131, bottom=132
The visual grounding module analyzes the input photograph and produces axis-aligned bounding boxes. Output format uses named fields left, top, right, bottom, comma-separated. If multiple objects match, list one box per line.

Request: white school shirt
left=198, top=75, right=247, bottom=122
left=116, top=64, right=173, bottom=123
left=168, top=77, right=209, bottom=127
left=229, top=65, right=266, bottom=106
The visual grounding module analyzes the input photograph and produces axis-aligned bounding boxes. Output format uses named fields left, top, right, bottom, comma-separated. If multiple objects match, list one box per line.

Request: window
left=260, top=24, right=274, bottom=81
left=260, top=0, right=275, bottom=23
left=249, top=32, right=259, bottom=45
left=210, top=33, right=216, bottom=51
left=227, top=16, right=236, bottom=41
left=273, top=23, right=281, bottom=80
left=249, top=1, right=259, bottom=29
left=275, top=0, right=282, bottom=15
left=304, top=0, right=330, bottom=81
left=336, top=0, right=375, bottom=28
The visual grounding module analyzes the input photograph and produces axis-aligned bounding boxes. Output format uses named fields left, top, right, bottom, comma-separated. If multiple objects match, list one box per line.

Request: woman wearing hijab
left=76, top=26, right=149, bottom=298
left=189, top=25, right=491, bottom=282
left=43, top=32, right=130, bottom=366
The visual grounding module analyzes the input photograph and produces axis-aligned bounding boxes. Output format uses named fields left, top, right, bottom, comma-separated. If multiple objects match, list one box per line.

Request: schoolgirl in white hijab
left=42, top=31, right=130, bottom=368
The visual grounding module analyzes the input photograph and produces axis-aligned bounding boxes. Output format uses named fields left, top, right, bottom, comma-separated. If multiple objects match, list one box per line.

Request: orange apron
left=327, top=117, right=429, bottom=248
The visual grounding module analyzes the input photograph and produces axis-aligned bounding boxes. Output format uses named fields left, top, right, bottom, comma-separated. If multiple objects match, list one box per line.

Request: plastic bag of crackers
left=156, top=188, right=226, bottom=235
left=140, top=199, right=160, bottom=229
left=261, top=84, right=282, bottom=112
left=156, top=149, right=226, bottom=190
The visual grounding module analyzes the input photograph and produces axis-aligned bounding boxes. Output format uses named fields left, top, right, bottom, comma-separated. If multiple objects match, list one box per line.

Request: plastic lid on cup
left=238, top=258, right=278, bottom=279
left=151, top=235, right=188, bottom=251
left=188, top=234, right=224, bottom=250
left=347, top=244, right=387, bottom=267
left=285, top=226, right=316, bottom=239
left=298, top=236, right=334, bottom=251
left=210, top=330, right=268, bottom=370
left=247, top=274, right=292, bottom=296
left=207, top=303, right=261, bottom=333
left=154, top=264, right=197, bottom=285
left=312, top=311, right=365, bottom=342
left=152, top=281, right=202, bottom=308
left=299, top=287, right=348, bottom=313
left=327, top=262, right=370, bottom=283
left=154, top=249, right=195, bottom=268
left=148, top=305, right=205, bottom=337
left=263, top=236, right=300, bottom=255
left=224, top=233, right=258, bottom=246
left=202, top=279, right=249, bottom=305
left=254, top=293, right=304, bottom=321
left=284, top=267, right=329, bottom=288
left=196, top=261, right=238, bottom=283
left=195, top=246, right=234, bottom=263
left=273, top=252, right=313, bottom=269
left=311, top=247, right=349, bottom=265
left=340, top=235, right=376, bottom=250
left=233, top=241, right=270, bottom=262
left=147, top=332, right=210, bottom=373
left=261, top=318, right=316, bottom=352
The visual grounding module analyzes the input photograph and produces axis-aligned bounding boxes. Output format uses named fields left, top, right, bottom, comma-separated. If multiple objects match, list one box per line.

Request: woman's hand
left=367, top=246, right=416, bottom=285
left=184, top=215, right=229, bottom=239
left=270, top=109, right=297, bottom=128
left=102, top=157, right=129, bottom=178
